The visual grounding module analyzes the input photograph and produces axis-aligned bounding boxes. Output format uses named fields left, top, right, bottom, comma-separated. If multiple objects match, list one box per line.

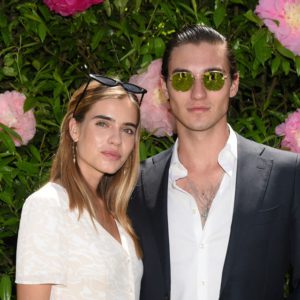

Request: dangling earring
left=72, top=142, right=77, bottom=164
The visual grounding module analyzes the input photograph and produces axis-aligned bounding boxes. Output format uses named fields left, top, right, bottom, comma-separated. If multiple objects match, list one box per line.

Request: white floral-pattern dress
left=16, top=182, right=143, bottom=300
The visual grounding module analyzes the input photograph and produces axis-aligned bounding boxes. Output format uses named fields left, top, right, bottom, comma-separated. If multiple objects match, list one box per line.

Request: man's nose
left=191, top=75, right=207, bottom=100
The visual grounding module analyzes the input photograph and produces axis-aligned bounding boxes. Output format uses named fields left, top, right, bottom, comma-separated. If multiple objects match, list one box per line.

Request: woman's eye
left=123, top=127, right=135, bottom=135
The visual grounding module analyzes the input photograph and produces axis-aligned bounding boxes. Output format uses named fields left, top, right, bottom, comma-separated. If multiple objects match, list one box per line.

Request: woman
left=15, top=74, right=146, bottom=300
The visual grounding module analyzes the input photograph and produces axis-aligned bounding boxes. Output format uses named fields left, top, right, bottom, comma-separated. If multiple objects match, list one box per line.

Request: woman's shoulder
left=23, top=182, right=69, bottom=211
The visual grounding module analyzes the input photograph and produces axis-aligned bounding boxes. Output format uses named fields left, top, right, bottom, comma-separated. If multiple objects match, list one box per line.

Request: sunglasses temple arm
left=73, top=79, right=91, bottom=116
left=139, top=92, right=146, bottom=106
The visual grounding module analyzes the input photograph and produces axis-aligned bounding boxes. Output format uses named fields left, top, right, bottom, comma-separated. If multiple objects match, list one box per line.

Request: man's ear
left=229, top=72, right=239, bottom=98
left=160, top=76, right=169, bottom=100
left=69, top=118, right=79, bottom=142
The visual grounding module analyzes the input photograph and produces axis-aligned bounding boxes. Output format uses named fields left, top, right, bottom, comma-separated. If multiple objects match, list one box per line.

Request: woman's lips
left=101, top=150, right=121, bottom=160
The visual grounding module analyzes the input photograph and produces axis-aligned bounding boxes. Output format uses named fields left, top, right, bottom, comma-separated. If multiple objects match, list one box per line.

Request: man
left=129, top=24, right=300, bottom=300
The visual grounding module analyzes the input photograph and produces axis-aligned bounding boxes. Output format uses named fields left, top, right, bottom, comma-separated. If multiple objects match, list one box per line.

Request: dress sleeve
left=15, top=186, right=68, bottom=285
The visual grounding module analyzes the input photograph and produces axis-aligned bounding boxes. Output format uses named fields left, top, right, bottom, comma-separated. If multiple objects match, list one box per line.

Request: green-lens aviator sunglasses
left=171, top=70, right=228, bottom=92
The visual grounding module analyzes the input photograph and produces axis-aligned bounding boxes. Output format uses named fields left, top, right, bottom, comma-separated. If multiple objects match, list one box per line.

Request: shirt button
left=199, top=243, right=204, bottom=249
left=192, top=208, right=197, bottom=214
left=201, top=281, right=206, bottom=286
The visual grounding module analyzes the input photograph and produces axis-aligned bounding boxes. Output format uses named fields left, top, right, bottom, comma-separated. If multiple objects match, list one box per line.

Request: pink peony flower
left=275, top=109, right=300, bottom=152
left=129, top=59, right=175, bottom=137
left=255, top=0, right=300, bottom=56
left=0, top=91, right=36, bottom=147
left=43, top=0, right=104, bottom=17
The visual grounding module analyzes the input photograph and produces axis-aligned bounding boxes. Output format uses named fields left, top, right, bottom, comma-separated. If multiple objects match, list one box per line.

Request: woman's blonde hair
left=50, top=80, right=142, bottom=257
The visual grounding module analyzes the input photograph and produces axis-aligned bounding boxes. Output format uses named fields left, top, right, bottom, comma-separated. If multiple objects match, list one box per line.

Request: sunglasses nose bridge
left=186, top=72, right=207, bottom=89
left=190, top=73, right=208, bottom=97
left=195, top=72, right=211, bottom=85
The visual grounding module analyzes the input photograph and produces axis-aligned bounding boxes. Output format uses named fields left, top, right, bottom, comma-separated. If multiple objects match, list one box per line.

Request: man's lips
left=187, top=106, right=210, bottom=112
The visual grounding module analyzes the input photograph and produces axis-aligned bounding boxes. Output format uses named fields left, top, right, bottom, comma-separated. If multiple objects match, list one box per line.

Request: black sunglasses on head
left=73, top=74, right=147, bottom=116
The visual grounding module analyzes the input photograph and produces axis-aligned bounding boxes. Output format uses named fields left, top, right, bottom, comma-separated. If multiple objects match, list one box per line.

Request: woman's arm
left=17, top=284, right=52, bottom=300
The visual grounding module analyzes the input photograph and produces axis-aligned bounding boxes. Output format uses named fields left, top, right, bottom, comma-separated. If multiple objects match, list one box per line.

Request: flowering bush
left=43, top=0, right=104, bottom=16
left=275, top=109, right=300, bottom=152
left=0, top=91, right=36, bottom=146
left=255, top=0, right=300, bottom=56
left=130, top=59, right=175, bottom=137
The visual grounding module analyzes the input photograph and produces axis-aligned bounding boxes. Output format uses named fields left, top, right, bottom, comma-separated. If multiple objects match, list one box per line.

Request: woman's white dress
left=16, top=182, right=143, bottom=300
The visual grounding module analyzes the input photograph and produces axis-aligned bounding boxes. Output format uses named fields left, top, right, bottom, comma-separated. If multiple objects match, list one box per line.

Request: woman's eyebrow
left=93, top=114, right=113, bottom=121
left=93, top=115, right=137, bottom=128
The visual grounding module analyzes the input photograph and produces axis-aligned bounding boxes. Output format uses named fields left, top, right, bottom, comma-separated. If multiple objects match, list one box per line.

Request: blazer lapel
left=142, top=148, right=172, bottom=211
left=141, top=148, right=173, bottom=294
left=220, top=135, right=274, bottom=295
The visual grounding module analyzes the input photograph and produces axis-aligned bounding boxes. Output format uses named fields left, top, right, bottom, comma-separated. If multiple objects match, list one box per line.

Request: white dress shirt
left=168, top=126, right=237, bottom=300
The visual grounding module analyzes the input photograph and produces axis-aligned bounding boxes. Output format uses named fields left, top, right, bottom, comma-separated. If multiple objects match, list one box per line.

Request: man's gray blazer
left=129, top=134, right=300, bottom=300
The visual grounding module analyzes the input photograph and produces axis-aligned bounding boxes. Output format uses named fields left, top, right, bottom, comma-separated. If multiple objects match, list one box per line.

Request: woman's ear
left=69, top=118, right=79, bottom=142
left=229, top=72, right=239, bottom=98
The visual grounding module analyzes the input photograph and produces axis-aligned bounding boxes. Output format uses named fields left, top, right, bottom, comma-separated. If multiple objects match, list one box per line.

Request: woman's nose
left=108, top=128, right=122, bottom=145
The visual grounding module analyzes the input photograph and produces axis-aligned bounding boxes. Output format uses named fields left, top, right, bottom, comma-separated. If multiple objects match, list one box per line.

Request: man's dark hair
left=161, top=24, right=238, bottom=81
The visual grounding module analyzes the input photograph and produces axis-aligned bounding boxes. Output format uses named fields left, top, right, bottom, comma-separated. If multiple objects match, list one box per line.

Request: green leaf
left=15, top=161, right=40, bottom=174
left=38, top=3, right=52, bottom=21
left=0, top=157, right=15, bottom=168
left=160, top=3, right=177, bottom=26
left=281, top=59, right=290, bottom=75
left=2, top=66, right=17, bottom=77
left=251, top=30, right=272, bottom=65
left=4, top=54, right=15, bottom=67
left=120, top=48, right=136, bottom=62
left=244, top=10, right=262, bottom=25
left=295, top=57, right=300, bottom=76
left=29, top=145, right=42, bottom=162
left=23, top=12, right=41, bottom=23
left=191, top=0, right=197, bottom=15
left=113, top=0, right=128, bottom=14
left=0, top=125, right=18, bottom=153
left=154, top=37, right=165, bottom=58
left=38, top=23, right=47, bottom=42
left=0, top=274, right=11, bottom=300
left=53, top=69, right=63, bottom=85
left=23, top=95, right=36, bottom=111
left=139, top=140, right=147, bottom=161
left=291, top=92, right=300, bottom=107
left=275, top=40, right=295, bottom=59
left=3, top=217, right=19, bottom=226
left=133, top=0, right=142, bottom=12
left=103, top=0, right=112, bottom=16
left=0, top=191, right=13, bottom=206
left=271, top=56, right=281, bottom=75
left=1, top=28, right=11, bottom=47
left=32, top=59, right=41, bottom=71
left=141, top=54, right=153, bottom=69
left=91, top=30, right=105, bottom=51
left=0, top=9, right=7, bottom=28
left=213, top=5, right=226, bottom=28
